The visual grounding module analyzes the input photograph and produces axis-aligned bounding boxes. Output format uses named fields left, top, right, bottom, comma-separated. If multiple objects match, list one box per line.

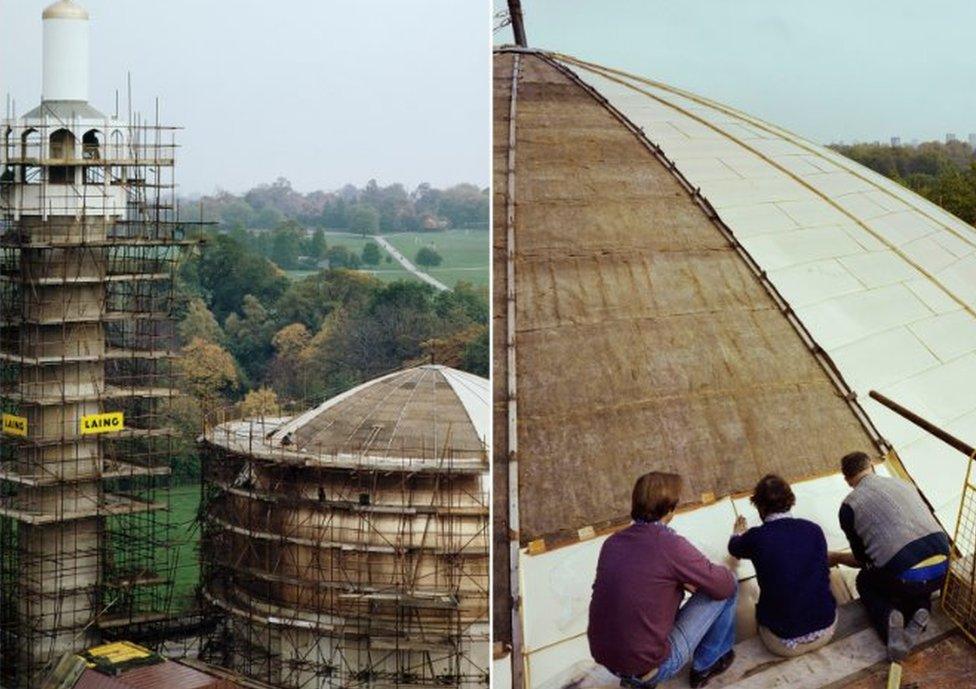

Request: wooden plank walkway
left=550, top=601, right=961, bottom=689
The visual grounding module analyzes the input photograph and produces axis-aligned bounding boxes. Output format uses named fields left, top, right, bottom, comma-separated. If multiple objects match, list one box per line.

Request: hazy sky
left=1, top=1, right=490, bottom=195
left=494, top=0, right=976, bottom=146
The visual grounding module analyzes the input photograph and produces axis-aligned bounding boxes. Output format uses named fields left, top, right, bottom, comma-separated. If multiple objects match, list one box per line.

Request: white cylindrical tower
left=42, top=0, right=90, bottom=102
left=2, top=2, right=188, bottom=687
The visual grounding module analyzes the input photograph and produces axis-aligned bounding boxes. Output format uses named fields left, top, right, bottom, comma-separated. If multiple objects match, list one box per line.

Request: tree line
left=199, top=177, right=489, bottom=234
left=222, top=222, right=385, bottom=272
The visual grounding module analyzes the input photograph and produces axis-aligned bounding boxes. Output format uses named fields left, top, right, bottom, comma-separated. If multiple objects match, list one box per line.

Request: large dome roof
left=550, top=51, right=976, bottom=531
left=495, top=48, right=976, bottom=541
left=269, top=364, right=488, bottom=462
left=492, top=47, right=976, bottom=672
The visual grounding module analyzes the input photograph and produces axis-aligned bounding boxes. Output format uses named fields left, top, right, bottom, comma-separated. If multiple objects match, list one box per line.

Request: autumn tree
left=418, top=324, right=486, bottom=370
left=239, top=387, right=281, bottom=418
left=178, top=338, right=240, bottom=408
left=269, top=323, right=312, bottom=400
left=178, top=297, right=223, bottom=345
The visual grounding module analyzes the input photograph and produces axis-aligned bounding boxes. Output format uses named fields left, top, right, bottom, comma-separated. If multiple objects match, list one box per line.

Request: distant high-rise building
left=969, top=133, right=976, bottom=148
left=891, top=136, right=901, bottom=147
left=947, top=133, right=958, bottom=143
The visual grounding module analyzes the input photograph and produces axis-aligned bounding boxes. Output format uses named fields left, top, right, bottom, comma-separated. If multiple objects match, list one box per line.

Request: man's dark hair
left=841, top=451, right=873, bottom=479
left=750, top=474, right=795, bottom=519
left=631, top=472, right=682, bottom=522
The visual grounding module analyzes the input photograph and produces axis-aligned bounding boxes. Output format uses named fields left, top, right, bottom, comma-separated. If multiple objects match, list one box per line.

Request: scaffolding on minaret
left=0, top=2, right=199, bottom=687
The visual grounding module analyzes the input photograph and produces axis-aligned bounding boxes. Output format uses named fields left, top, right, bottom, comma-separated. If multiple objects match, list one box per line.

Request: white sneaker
left=887, top=610, right=909, bottom=661
left=904, top=608, right=929, bottom=651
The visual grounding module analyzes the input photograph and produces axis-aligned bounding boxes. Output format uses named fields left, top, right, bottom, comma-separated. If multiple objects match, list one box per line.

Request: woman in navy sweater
left=728, top=474, right=837, bottom=657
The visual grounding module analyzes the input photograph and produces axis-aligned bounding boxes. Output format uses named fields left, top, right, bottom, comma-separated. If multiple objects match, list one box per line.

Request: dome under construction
left=493, top=46, right=976, bottom=688
left=199, top=365, right=490, bottom=689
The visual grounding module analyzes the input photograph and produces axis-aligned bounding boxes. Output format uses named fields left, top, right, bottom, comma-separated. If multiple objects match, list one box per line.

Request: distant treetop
left=194, top=178, right=488, bottom=235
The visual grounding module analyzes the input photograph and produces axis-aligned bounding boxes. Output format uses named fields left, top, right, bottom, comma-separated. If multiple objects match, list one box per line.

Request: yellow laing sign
left=80, top=411, right=124, bottom=435
left=2, top=413, right=28, bottom=437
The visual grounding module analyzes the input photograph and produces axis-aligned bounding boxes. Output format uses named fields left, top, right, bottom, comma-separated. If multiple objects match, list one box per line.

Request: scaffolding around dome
left=198, top=365, right=490, bottom=689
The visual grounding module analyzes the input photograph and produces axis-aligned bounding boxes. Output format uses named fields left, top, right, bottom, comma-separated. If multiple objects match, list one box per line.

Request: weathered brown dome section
left=270, top=365, right=487, bottom=462
left=204, top=463, right=489, bottom=627
left=493, top=49, right=880, bottom=640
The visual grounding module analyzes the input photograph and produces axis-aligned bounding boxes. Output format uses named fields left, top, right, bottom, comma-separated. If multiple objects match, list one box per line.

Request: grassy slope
left=166, top=483, right=201, bottom=609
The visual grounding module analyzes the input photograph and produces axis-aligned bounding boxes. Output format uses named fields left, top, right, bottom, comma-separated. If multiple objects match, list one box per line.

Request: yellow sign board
left=80, top=640, right=154, bottom=667
left=80, top=411, right=124, bottom=435
left=2, top=413, right=27, bottom=437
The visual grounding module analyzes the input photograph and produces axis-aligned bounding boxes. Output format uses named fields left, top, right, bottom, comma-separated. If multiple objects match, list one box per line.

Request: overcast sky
left=495, top=0, right=976, bottom=146
left=1, top=0, right=490, bottom=195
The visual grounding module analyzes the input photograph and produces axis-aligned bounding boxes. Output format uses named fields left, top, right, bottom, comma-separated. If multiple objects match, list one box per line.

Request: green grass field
left=166, top=483, right=201, bottom=610
left=285, top=231, right=414, bottom=283
left=103, top=483, right=200, bottom=614
left=284, top=229, right=489, bottom=288
left=382, top=229, right=490, bottom=288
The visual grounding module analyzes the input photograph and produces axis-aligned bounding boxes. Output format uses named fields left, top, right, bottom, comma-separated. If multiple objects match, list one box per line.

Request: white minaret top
left=42, top=0, right=90, bottom=102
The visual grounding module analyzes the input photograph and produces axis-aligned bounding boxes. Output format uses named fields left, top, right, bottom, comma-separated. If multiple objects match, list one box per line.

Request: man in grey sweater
left=829, top=452, right=950, bottom=661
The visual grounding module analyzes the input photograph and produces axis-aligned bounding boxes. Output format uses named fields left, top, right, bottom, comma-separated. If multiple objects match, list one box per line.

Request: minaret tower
left=0, top=3, right=186, bottom=686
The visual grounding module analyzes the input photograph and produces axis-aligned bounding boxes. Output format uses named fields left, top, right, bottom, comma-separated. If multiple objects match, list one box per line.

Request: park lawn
left=383, top=229, right=489, bottom=288
left=383, top=229, right=488, bottom=269
left=284, top=231, right=413, bottom=282
left=166, top=483, right=202, bottom=610
left=426, top=266, right=490, bottom=289
left=282, top=229, right=489, bottom=288
left=103, top=483, right=200, bottom=614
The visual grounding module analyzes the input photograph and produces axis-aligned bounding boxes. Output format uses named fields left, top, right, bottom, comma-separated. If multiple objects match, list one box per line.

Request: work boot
left=887, top=610, right=909, bottom=661
left=904, top=608, right=929, bottom=651
left=689, top=649, right=734, bottom=688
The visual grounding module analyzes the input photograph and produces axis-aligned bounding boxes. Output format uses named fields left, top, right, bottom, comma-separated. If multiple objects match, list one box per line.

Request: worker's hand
left=733, top=515, right=748, bottom=535
left=828, top=551, right=862, bottom=568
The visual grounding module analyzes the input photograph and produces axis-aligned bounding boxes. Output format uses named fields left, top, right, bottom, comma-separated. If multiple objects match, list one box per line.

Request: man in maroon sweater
left=588, top=472, right=738, bottom=689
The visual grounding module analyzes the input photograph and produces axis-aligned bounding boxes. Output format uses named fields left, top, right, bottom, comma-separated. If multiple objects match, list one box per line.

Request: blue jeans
left=653, top=589, right=738, bottom=683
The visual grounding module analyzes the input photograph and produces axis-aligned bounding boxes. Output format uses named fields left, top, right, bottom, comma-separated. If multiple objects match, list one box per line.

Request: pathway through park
left=375, top=235, right=449, bottom=291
